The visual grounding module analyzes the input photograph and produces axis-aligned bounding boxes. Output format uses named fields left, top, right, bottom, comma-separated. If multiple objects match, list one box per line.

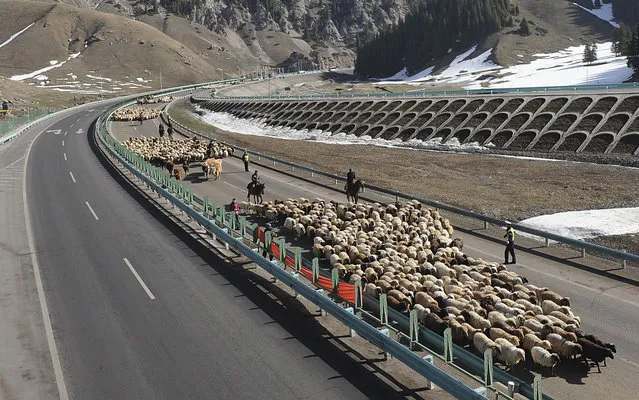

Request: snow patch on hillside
left=0, top=23, right=34, bottom=50
left=573, top=3, right=619, bottom=28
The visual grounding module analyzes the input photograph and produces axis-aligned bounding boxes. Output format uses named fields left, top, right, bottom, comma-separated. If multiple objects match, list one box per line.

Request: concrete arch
left=321, top=111, right=335, bottom=121
left=353, top=125, right=370, bottom=136
left=395, top=112, right=417, bottom=127
left=610, top=133, right=639, bottom=154
left=499, top=98, right=524, bottom=113
left=445, top=113, right=469, bottom=129
left=356, top=101, right=374, bottom=111
left=469, top=129, right=491, bottom=145
left=520, top=98, right=547, bottom=114
left=410, top=100, right=433, bottom=113
left=429, top=112, right=453, bottom=128
left=293, top=122, right=307, bottom=130
left=582, top=133, right=614, bottom=153
left=461, top=99, right=485, bottom=113
left=286, top=121, right=298, bottom=128
left=380, top=126, right=400, bottom=139
left=574, top=114, right=603, bottom=133
left=380, top=112, right=401, bottom=125
left=463, top=112, right=490, bottom=129
left=328, top=124, right=343, bottom=133
left=315, top=101, right=328, bottom=111
left=414, top=127, right=435, bottom=140
left=340, top=124, right=356, bottom=134
left=397, top=128, right=416, bottom=141
left=556, top=133, right=587, bottom=152
left=453, top=128, right=473, bottom=143
left=410, top=112, right=434, bottom=127
left=527, top=113, right=554, bottom=131
left=380, top=101, right=402, bottom=112
left=542, top=97, right=569, bottom=113
left=547, top=114, right=578, bottom=132
left=532, top=132, right=561, bottom=151
left=317, top=123, right=331, bottom=131
left=305, top=122, right=318, bottom=130
left=590, top=96, right=618, bottom=114
left=484, top=112, right=509, bottom=130
left=488, top=131, right=513, bottom=148
left=434, top=128, right=452, bottom=141
left=328, top=111, right=347, bottom=123
left=626, top=116, right=639, bottom=133
left=565, top=97, right=594, bottom=114
left=298, top=111, right=313, bottom=121
left=369, top=101, right=388, bottom=112
left=365, top=113, right=386, bottom=125
left=598, top=113, right=630, bottom=134
left=366, top=126, right=384, bottom=137
left=341, top=112, right=359, bottom=123
left=333, top=102, right=350, bottom=111
left=397, top=100, right=417, bottom=112
left=504, top=113, right=531, bottom=130
left=344, top=101, right=361, bottom=111
left=443, top=99, right=466, bottom=113
left=354, top=112, right=372, bottom=124
left=479, top=98, right=505, bottom=113
left=615, top=96, right=639, bottom=114
left=506, top=131, right=536, bottom=150
left=324, top=102, right=341, bottom=111
left=427, top=99, right=449, bottom=114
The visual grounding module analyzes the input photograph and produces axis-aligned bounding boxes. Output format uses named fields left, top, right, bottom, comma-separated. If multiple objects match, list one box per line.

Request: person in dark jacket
left=262, top=223, right=274, bottom=261
left=504, top=223, right=516, bottom=264
left=159, top=124, right=165, bottom=137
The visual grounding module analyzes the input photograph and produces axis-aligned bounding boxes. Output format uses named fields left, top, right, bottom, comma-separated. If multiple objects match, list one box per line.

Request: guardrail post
left=581, top=247, right=586, bottom=258
left=316, top=288, right=326, bottom=316
left=294, top=248, right=302, bottom=271
left=331, top=268, right=339, bottom=292
left=218, top=206, right=225, bottom=225
left=483, top=220, right=487, bottom=229
left=483, top=349, right=494, bottom=388
left=264, top=231, right=272, bottom=251
left=354, top=280, right=363, bottom=308
left=290, top=271, right=299, bottom=298
left=507, top=381, right=519, bottom=398
left=444, top=327, right=453, bottom=363
left=545, top=237, right=549, bottom=247
left=409, top=309, right=419, bottom=349
left=533, top=373, right=542, bottom=400
left=423, top=355, right=436, bottom=390
left=240, top=216, right=246, bottom=237
left=344, top=306, right=355, bottom=337
left=312, top=257, right=319, bottom=283
left=377, top=327, right=390, bottom=359
left=278, top=238, right=286, bottom=262
left=203, top=196, right=209, bottom=216
left=379, top=293, right=389, bottom=325
left=622, top=250, right=627, bottom=269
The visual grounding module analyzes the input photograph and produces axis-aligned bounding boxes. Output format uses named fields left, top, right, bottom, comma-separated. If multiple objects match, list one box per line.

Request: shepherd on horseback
left=345, top=174, right=364, bottom=204
left=247, top=170, right=265, bottom=203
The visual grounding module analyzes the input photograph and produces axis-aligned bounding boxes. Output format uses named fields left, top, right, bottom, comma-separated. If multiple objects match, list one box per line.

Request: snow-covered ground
left=573, top=3, right=619, bottom=28
left=380, top=41, right=633, bottom=89
left=197, top=109, right=489, bottom=152
left=0, top=23, right=34, bottom=50
left=519, top=208, right=639, bottom=240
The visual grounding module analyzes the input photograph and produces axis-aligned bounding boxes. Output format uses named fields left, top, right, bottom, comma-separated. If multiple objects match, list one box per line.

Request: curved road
left=12, top=104, right=414, bottom=399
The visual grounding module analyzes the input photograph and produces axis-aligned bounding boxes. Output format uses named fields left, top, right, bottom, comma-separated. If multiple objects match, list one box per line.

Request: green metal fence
left=0, top=108, right=57, bottom=138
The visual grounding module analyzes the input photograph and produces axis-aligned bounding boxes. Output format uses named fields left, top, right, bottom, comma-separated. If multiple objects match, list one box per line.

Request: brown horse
left=202, top=158, right=222, bottom=180
left=345, top=178, right=364, bottom=204
left=247, top=182, right=265, bottom=203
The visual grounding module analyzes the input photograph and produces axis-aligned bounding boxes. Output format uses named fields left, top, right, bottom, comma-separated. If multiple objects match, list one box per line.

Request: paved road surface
left=111, top=118, right=639, bottom=400
left=22, top=107, right=415, bottom=399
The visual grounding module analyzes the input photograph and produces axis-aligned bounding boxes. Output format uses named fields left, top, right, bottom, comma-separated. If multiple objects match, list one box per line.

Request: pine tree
left=583, top=43, right=598, bottom=64
left=594, top=0, right=602, bottom=9
left=520, top=18, right=530, bottom=35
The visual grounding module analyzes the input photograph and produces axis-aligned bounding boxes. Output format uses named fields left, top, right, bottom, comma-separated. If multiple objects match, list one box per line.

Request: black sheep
left=578, top=338, right=614, bottom=373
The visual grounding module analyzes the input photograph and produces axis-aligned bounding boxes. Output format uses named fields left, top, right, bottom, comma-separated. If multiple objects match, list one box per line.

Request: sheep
left=462, top=310, right=491, bottom=330
left=546, top=333, right=583, bottom=359
left=530, top=346, right=560, bottom=373
left=578, top=338, right=614, bottom=372
left=494, top=338, right=526, bottom=367
left=473, top=333, right=501, bottom=358
left=489, top=328, right=520, bottom=347
left=537, top=289, right=571, bottom=306
left=522, top=334, right=552, bottom=352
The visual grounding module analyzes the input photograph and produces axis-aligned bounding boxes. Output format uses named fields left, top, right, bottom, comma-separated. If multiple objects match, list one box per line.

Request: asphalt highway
left=23, top=106, right=414, bottom=400
left=112, top=118, right=639, bottom=400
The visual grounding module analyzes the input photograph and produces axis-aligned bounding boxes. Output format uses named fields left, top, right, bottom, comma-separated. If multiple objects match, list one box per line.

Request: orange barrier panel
left=270, top=243, right=280, bottom=259
left=338, top=282, right=357, bottom=304
left=300, top=266, right=313, bottom=281
left=284, top=255, right=296, bottom=268
left=257, top=227, right=265, bottom=244
left=317, top=275, right=333, bottom=291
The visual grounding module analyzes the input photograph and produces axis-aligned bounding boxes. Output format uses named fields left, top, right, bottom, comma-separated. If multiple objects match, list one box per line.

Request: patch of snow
left=197, top=110, right=490, bottom=152
left=86, top=74, right=112, bottom=81
left=136, top=77, right=151, bottom=83
left=11, top=60, right=67, bottom=81
left=573, top=3, right=619, bottom=28
left=69, top=52, right=81, bottom=59
left=383, top=66, right=436, bottom=82
left=0, top=23, right=35, bottom=50
left=35, top=75, right=48, bottom=81
left=519, top=208, right=639, bottom=240
left=49, top=60, right=58, bottom=65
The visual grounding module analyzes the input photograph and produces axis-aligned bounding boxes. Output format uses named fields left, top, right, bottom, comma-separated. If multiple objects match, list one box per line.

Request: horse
left=345, top=178, right=364, bottom=204
left=165, top=160, right=175, bottom=175
left=247, top=182, right=265, bottom=203
left=173, top=168, right=184, bottom=181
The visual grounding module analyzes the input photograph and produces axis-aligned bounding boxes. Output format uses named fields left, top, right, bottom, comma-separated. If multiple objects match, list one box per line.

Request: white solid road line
left=123, top=258, right=156, bottom=300
left=23, top=126, right=70, bottom=400
left=64, top=131, right=67, bottom=136
left=85, top=201, right=99, bottom=220
left=62, top=140, right=64, bottom=147
left=223, top=181, right=244, bottom=191
left=63, top=153, right=67, bottom=161
left=69, top=171, right=76, bottom=183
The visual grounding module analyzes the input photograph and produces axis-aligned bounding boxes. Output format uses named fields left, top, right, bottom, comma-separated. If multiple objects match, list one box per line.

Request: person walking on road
left=167, top=124, right=174, bottom=140
left=159, top=124, right=165, bottom=137
left=242, top=151, right=250, bottom=172
left=262, top=223, right=274, bottom=261
left=230, top=198, right=240, bottom=226
left=504, top=223, right=516, bottom=264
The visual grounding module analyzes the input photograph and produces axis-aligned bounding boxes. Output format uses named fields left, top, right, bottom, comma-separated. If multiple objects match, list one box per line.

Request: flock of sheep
left=111, top=106, right=163, bottom=122
left=252, top=197, right=616, bottom=374
left=122, top=136, right=234, bottom=164
left=137, top=95, right=174, bottom=105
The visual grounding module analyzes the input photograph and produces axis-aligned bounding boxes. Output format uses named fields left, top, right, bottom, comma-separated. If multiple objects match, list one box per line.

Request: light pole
left=160, top=69, right=163, bottom=90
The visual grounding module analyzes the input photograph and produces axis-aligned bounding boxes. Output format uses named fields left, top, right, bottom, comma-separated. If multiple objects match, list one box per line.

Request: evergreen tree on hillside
left=583, top=43, right=598, bottom=64
left=520, top=18, right=530, bottom=35
left=594, top=0, right=602, bottom=9
left=627, top=25, right=639, bottom=75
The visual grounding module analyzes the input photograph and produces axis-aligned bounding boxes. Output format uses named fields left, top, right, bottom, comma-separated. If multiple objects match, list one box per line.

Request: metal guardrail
left=212, top=81, right=639, bottom=100
left=94, top=105, right=489, bottom=400
left=165, top=102, right=639, bottom=266
left=0, top=108, right=58, bottom=144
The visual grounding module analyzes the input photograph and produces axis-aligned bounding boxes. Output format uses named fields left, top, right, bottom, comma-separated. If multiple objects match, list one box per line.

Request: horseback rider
left=346, top=168, right=356, bottom=191
left=251, top=170, right=260, bottom=185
